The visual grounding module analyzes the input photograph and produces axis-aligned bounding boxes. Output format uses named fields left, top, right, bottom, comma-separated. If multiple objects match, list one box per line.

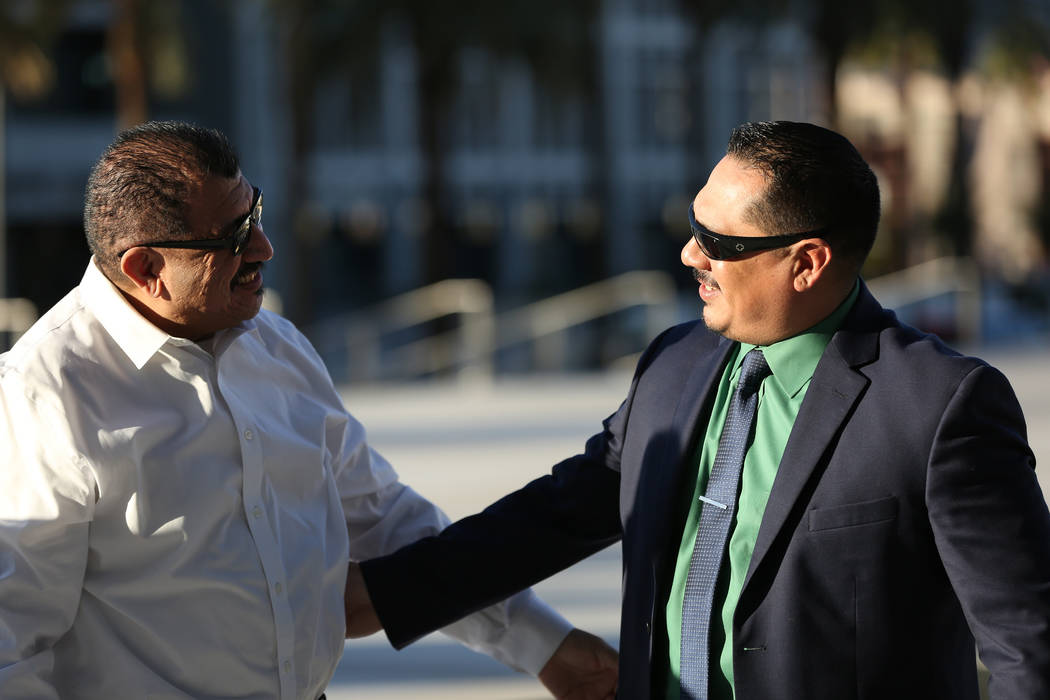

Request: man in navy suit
left=348, top=121, right=1050, bottom=699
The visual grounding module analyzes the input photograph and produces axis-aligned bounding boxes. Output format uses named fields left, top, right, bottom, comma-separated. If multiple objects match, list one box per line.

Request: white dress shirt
left=0, top=260, right=570, bottom=700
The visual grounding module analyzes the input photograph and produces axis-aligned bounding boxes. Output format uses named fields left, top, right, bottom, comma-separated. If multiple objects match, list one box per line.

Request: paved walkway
left=327, top=343, right=1049, bottom=699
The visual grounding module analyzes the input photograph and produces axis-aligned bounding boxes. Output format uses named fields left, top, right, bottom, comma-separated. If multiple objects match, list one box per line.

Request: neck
left=119, top=288, right=206, bottom=341
left=769, top=278, right=856, bottom=344
left=801, top=277, right=856, bottom=327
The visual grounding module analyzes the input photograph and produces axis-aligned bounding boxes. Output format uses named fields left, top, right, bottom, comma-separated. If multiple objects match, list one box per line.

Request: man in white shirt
left=0, top=121, right=617, bottom=700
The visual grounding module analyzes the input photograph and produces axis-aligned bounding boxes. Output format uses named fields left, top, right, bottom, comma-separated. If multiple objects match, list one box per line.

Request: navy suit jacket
left=362, top=283, right=1050, bottom=699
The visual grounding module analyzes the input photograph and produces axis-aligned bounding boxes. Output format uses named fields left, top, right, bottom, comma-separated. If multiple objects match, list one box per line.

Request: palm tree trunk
left=108, top=0, right=148, bottom=130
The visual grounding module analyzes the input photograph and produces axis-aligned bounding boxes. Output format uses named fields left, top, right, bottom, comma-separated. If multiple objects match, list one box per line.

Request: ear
left=791, top=239, right=832, bottom=292
left=119, top=247, right=166, bottom=298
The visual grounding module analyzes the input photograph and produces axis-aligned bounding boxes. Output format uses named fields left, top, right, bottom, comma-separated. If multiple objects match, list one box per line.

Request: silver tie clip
left=698, top=495, right=728, bottom=509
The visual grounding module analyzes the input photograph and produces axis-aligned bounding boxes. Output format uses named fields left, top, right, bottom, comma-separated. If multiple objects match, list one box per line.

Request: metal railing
left=866, top=256, right=981, bottom=342
left=311, top=256, right=982, bottom=384
left=328, top=279, right=495, bottom=383
left=385, top=270, right=676, bottom=381
left=312, top=271, right=676, bottom=384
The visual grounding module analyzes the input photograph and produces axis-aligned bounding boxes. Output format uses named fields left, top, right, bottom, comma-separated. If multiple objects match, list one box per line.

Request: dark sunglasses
left=118, top=187, right=263, bottom=259
left=688, top=201, right=824, bottom=261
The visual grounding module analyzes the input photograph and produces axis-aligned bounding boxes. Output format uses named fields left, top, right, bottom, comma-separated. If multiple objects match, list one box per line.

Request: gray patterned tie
left=680, top=348, right=771, bottom=700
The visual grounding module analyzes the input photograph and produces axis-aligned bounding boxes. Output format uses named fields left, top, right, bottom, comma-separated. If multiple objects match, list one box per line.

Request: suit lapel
left=740, top=285, right=884, bottom=596
left=667, top=337, right=735, bottom=472
left=639, top=334, right=734, bottom=556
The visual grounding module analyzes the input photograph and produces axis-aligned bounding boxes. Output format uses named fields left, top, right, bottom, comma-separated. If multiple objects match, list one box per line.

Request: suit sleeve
left=925, top=363, right=1050, bottom=698
left=360, top=427, right=625, bottom=649
left=358, top=356, right=653, bottom=649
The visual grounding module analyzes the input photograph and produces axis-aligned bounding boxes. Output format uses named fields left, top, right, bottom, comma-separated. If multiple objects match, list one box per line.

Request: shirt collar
left=81, top=259, right=173, bottom=369
left=739, top=280, right=860, bottom=398
left=81, top=260, right=261, bottom=368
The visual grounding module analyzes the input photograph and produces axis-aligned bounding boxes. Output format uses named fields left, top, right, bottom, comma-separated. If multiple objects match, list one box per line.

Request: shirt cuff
left=438, top=588, right=573, bottom=676
left=492, top=592, right=573, bottom=675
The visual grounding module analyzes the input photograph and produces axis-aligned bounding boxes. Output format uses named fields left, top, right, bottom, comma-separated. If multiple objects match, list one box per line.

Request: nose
left=681, top=235, right=710, bottom=270
left=245, top=223, right=274, bottom=262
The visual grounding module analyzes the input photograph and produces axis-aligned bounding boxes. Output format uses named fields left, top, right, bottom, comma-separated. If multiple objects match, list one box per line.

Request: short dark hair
left=726, top=121, right=881, bottom=272
left=83, top=121, right=240, bottom=281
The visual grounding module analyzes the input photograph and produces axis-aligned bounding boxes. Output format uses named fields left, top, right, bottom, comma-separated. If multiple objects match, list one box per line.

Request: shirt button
left=244, top=428, right=254, bottom=440
left=283, top=659, right=292, bottom=673
left=275, top=582, right=283, bottom=594
left=252, top=505, right=262, bottom=518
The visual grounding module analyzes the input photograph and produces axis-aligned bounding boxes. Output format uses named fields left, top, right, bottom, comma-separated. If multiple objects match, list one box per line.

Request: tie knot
left=738, top=349, right=771, bottom=397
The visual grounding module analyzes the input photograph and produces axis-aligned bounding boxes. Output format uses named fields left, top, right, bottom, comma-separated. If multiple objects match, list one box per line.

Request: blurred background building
left=2, top=0, right=1049, bottom=380
left=3, top=3, right=1048, bottom=698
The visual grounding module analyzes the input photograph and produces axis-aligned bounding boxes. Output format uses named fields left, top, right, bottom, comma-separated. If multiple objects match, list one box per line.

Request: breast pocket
left=808, top=496, right=898, bottom=531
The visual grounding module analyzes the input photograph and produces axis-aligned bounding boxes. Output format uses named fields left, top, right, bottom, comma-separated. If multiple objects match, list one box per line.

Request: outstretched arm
left=346, top=562, right=618, bottom=699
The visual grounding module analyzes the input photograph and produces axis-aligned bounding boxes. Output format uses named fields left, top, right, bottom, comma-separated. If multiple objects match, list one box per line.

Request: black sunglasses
left=688, top=201, right=824, bottom=261
left=118, top=187, right=263, bottom=259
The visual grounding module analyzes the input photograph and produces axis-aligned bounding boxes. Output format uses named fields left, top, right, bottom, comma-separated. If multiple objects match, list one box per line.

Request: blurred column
left=601, top=0, right=641, bottom=275
left=232, top=0, right=292, bottom=309
left=381, top=19, right=423, bottom=295
left=497, top=60, right=536, bottom=295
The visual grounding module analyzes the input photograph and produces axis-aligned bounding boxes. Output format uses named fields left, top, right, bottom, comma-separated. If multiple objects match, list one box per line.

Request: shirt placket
left=217, top=361, right=299, bottom=700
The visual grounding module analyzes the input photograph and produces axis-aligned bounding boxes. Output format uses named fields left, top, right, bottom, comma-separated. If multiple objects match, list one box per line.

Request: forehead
left=692, top=156, right=768, bottom=234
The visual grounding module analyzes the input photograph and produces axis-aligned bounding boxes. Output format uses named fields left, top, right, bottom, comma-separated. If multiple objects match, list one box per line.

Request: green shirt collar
left=737, top=281, right=860, bottom=398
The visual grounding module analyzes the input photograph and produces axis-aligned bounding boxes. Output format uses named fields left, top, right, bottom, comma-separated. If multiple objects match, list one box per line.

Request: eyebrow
left=689, top=205, right=723, bottom=236
left=693, top=218, right=720, bottom=236
left=219, top=197, right=254, bottom=237
left=219, top=214, right=244, bottom=237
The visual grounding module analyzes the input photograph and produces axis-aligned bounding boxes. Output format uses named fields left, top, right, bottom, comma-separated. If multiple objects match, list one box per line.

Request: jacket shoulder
left=635, top=319, right=724, bottom=375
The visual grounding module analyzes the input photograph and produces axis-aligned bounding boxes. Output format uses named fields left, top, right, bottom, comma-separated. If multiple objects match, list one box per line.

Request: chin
left=702, top=317, right=755, bottom=344
left=240, top=296, right=265, bottom=316
left=701, top=308, right=728, bottom=335
left=238, top=306, right=263, bottom=322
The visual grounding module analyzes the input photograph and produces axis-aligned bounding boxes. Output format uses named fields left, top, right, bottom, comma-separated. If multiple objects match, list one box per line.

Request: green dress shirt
left=664, top=283, right=859, bottom=699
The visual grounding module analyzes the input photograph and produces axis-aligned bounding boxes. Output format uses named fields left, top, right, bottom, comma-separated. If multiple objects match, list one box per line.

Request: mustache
left=693, top=269, right=719, bottom=289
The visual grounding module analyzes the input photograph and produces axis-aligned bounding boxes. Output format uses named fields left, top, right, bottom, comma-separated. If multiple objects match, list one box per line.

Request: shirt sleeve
left=330, top=411, right=571, bottom=674
left=0, top=379, right=96, bottom=698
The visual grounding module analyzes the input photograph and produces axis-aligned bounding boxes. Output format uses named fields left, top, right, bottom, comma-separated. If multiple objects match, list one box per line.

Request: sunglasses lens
left=236, top=222, right=253, bottom=255
left=232, top=191, right=263, bottom=256
left=689, top=203, right=730, bottom=260
left=698, top=233, right=726, bottom=260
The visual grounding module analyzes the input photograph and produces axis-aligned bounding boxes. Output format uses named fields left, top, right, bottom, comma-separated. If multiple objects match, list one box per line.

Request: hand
left=344, top=561, right=382, bottom=638
left=538, top=628, right=618, bottom=700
